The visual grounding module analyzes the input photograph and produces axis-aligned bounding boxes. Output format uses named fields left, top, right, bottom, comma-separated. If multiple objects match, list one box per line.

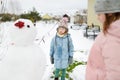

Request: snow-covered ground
left=0, top=21, right=94, bottom=80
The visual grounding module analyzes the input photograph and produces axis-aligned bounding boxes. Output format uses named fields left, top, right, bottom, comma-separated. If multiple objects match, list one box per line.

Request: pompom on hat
left=94, top=0, right=120, bottom=14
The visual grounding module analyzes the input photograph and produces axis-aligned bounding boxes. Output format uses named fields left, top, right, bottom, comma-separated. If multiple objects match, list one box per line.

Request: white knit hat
left=95, top=0, right=120, bottom=14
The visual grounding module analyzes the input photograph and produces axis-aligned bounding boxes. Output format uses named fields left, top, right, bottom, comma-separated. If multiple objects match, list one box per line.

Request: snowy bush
left=50, top=61, right=86, bottom=80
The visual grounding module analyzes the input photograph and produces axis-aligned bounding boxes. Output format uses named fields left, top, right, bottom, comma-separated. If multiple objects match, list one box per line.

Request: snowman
left=0, top=19, right=46, bottom=80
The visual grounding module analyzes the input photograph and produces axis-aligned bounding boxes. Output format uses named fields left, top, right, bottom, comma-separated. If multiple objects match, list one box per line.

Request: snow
left=70, top=65, right=86, bottom=80
left=0, top=21, right=94, bottom=80
left=0, top=20, right=46, bottom=80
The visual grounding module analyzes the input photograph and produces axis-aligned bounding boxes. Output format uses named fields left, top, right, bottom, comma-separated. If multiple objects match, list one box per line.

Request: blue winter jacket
left=50, top=33, right=74, bottom=69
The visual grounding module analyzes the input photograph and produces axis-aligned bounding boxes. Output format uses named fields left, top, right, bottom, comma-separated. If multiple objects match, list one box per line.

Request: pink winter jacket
left=86, top=20, right=120, bottom=80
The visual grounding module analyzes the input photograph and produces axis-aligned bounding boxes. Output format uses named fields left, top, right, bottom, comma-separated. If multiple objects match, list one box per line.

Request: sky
left=0, top=0, right=88, bottom=15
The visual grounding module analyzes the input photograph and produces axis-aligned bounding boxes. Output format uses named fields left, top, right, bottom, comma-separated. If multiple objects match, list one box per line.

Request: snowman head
left=9, top=19, right=37, bottom=46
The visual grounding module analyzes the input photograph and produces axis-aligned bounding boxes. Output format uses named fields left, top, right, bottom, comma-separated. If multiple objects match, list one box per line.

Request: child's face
left=97, top=13, right=106, bottom=24
left=58, top=27, right=66, bottom=35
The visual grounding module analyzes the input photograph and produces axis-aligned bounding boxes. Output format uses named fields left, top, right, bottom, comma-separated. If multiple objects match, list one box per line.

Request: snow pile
left=0, top=20, right=46, bottom=80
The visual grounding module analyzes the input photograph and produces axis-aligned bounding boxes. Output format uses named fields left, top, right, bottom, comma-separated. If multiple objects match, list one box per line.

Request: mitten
left=50, top=56, right=54, bottom=64
left=68, top=56, right=73, bottom=65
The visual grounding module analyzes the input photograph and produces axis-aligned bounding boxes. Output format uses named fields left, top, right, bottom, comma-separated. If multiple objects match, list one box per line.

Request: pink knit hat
left=56, top=26, right=68, bottom=33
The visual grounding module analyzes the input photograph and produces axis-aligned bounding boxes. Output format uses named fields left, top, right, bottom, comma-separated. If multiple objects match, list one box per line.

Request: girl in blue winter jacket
left=50, top=26, right=74, bottom=80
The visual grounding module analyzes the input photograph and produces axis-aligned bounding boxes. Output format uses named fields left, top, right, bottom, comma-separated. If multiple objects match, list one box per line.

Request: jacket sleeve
left=86, top=40, right=105, bottom=80
left=68, top=36, right=74, bottom=57
left=50, top=38, right=55, bottom=57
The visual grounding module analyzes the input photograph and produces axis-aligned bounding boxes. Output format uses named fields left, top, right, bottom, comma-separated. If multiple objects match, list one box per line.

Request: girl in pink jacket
left=86, top=0, right=120, bottom=80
